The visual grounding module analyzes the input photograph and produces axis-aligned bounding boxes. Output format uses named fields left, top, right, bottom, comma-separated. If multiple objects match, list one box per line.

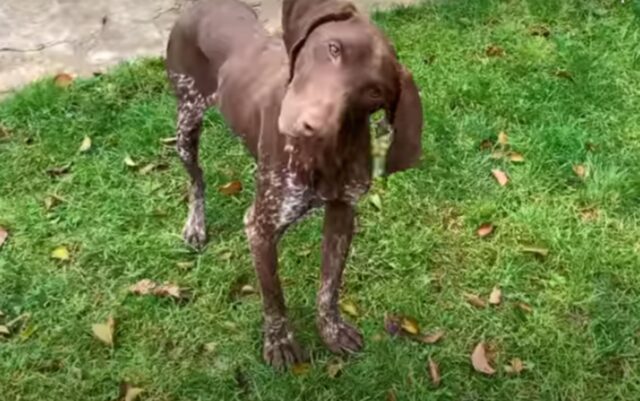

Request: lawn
left=1, top=0, right=640, bottom=400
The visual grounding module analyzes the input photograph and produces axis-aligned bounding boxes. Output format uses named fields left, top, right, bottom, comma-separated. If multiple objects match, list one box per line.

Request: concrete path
left=0, top=0, right=418, bottom=97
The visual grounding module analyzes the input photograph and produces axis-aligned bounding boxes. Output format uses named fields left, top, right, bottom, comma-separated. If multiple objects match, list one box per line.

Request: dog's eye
left=328, top=42, right=341, bottom=58
left=367, top=87, right=383, bottom=100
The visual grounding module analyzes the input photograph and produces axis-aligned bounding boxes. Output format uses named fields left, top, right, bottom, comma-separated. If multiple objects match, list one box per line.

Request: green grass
left=1, top=0, right=640, bottom=399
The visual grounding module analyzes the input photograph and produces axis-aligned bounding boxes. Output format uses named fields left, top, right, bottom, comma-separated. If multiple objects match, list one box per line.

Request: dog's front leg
left=244, top=203, right=305, bottom=369
left=317, top=201, right=364, bottom=354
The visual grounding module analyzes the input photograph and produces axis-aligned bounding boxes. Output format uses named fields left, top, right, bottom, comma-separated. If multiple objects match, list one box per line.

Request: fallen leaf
left=0, top=227, right=8, bottom=248
left=53, top=73, right=74, bottom=87
left=486, top=45, right=505, bottom=57
left=51, top=246, right=70, bottom=261
left=292, top=362, right=311, bottom=376
left=384, top=314, right=402, bottom=336
left=0, top=325, right=10, bottom=335
left=369, top=193, right=382, bottom=210
left=509, top=152, right=525, bottom=163
left=471, top=342, right=496, bottom=375
left=476, top=223, right=495, bottom=238
left=490, top=150, right=506, bottom=160
left=400, top=316, right=420, bottom=335
left=339, top=300, right=359, bottom=318
left=129, top=279, right=190, bottom=301
left=161, top=137, right=177, bottom=145
left=580, top=207, right=599, bottom=222
left=326, top=357, right=344, bottom=378
left=573, top=164, right=587, bottom=178
left=79, top=136, right=92, bottom=153
left=240, top=284, right=257, bottom=296
left=498, top=131, right=509, bottom=146
left=44, top=195, right=64, bottom=211
left=91, top=316, right=115, bottom=347
left=489, top=287, right=502, bottom=305
left=428, top=357, right=441, bottom=386
left=521, top=246, right=549, bottom=257
left=117, top=382, right=144, bottom=401
left=138, top=163, right=157, bottom=175
left=420, top=330, right=445, bottom=344
left=504, top=358, right=525, bottom=374
left=46, top=163, right=72, bottom=177
left=387, top=390, right=397, bottom=401
left=176, top=261, right=195, bottom=270
left=491, top=169, right=509, bottom=187
left=516, top=302, right=533, bottom=314
left=464, top=293, right=487, bottom=309
left=124, top=156, right=138, bottom=168
left=218, top=181, right=243, bottom=196
left=529, top=25, right=551, bottom=37
left=203, top=342, right=217, bottom=353
left=554, top=69, right=574, bottom=82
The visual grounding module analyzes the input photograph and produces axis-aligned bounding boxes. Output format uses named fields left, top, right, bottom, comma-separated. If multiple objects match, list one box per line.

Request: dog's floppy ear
left=385, top=66, right=424, bottom=175
left=282, top=0, right=357, bottom=78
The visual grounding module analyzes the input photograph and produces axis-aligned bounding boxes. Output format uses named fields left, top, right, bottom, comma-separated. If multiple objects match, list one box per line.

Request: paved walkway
left=0, top=0, right=418, bottom=97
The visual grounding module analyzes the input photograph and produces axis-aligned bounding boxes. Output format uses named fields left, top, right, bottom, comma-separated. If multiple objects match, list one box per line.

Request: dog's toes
left=263, top=335, right=306, bottom=370
left=319, top=318, right=364, bottom=355
left=182, top=217, right=207, bottom=249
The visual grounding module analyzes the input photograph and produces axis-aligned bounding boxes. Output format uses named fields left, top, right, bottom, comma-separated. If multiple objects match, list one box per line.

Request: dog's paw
left=182, top=214, right=206, bottom=249
left=318, top=316, right=364, bottom=355
left=263, top=320, right=306, bottom=370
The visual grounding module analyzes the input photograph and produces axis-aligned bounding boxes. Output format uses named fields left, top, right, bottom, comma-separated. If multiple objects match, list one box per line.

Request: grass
left=1, top=0, right=640, bottom=399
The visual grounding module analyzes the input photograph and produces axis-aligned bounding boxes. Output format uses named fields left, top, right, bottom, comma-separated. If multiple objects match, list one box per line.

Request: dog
left=166, top=0, right=423, bottom=368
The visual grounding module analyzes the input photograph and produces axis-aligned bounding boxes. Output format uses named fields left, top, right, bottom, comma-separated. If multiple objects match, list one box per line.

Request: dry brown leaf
left=326, top=357, right=344, bottom=378
left=479, top=139, right=494, bottom=150
left=400, top=316, right=420, bottom=335
left=529, top=25, right=551, bottom=37
left=471, top=342, right=496, bottom=375
left=498, top=131, right=509, bottom=146
left=516, top=302, right=533, bottom=314
left=129, top=279, right=189, bottom=301
left=476, top=223, right=495, bottom=238
left=386, top=390, right=397, bottom=401
left=554, top=69, right=574, bottom=82
left=176, top=261, right=195, bottom=270
left=573, top=164, right=587, bottom=178
left=428, top=357, right=441, bottom=386
left=79, top=136, right=92, bottom=153
left=339, top=300, right=359, bottom=318
left=509, top=152, right=525, bottom=163
left=464, top=293, right=487, bottom=309
left=521, top=246, right=549, bottom=257
left=53, top=73, right=74, bottom=87
left=0, top=227, right=8, bottom=248
left=219, top=181, right=243, bottom=196
left=51, top=246, right=70, bottom=261
left=292, top=362, right=311, bottom=376
left=0, top=325, right=10, bottom=336
left=117, top=382, right=144, bottom=401
left=489, top=287, right=502, bottom=305
left=486, top=45, right=505, bottom=57
left=504, top=358, right=525, bottom=374
left=46, top=163, right=72, bottom=177
left=91, top=316, right=115, bottom=347
left=420, top=330, right=445, bottom=344
left=491, top=169, right=509, bottom=187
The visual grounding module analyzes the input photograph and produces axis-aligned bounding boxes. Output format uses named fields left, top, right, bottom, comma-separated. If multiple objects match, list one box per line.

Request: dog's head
left=278, top=0, right=423, bottom=174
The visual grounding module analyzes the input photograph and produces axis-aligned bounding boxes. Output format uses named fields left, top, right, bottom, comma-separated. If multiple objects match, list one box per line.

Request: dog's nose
left=299, top=120, right=318, bottom=137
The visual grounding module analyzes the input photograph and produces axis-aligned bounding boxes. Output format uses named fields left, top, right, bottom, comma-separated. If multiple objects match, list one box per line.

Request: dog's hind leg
left=170, top=71, right=210, bottom=249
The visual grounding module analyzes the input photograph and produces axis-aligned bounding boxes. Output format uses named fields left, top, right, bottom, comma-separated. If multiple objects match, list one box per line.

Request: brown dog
left=166, top=0, right=423, bottom=368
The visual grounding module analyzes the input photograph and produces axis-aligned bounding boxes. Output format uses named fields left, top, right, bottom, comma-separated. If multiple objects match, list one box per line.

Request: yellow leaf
left=573, top=164, right=587, bottom=178
left=489, top=287, right=502, bottom=305
left=400, top=316, right=420, bottom=335
left=521, top=246, right=549, bottom=257
left=326, top=357, right=344, bottom=378
left=0, top=325, right=10, bottom=335
left=124, top=387, right=144, bottom=401
left=498, top=131, right=509, bottom=146
left=79, top=136, right=92, bottom=153
left=124, top=156, right=138, bottom=168
left=292, top=362, right=311, bottom=376
left=504, top=358, right=525, bottom=374
left=509, top=152, right=525, bottom=163
left=369, top=193, right=382, bottom=210
left=160, top=137, right=177, bottom=145
left=51, top=246, right=70, bottom=261
left=339, top=300, right=359, bottom=318
left=91, top=316, right=115, bottom=347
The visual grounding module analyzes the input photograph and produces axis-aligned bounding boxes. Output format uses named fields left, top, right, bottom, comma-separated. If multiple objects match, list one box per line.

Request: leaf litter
left=471, top=342, right=496, bottom=375
left=428, top=357, right=441, bottom=386
left=92, top=315, right=115, bottom=347
left=129, top=279, right=191, bottom=301
left=489, top=287, right=502, bottom=305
